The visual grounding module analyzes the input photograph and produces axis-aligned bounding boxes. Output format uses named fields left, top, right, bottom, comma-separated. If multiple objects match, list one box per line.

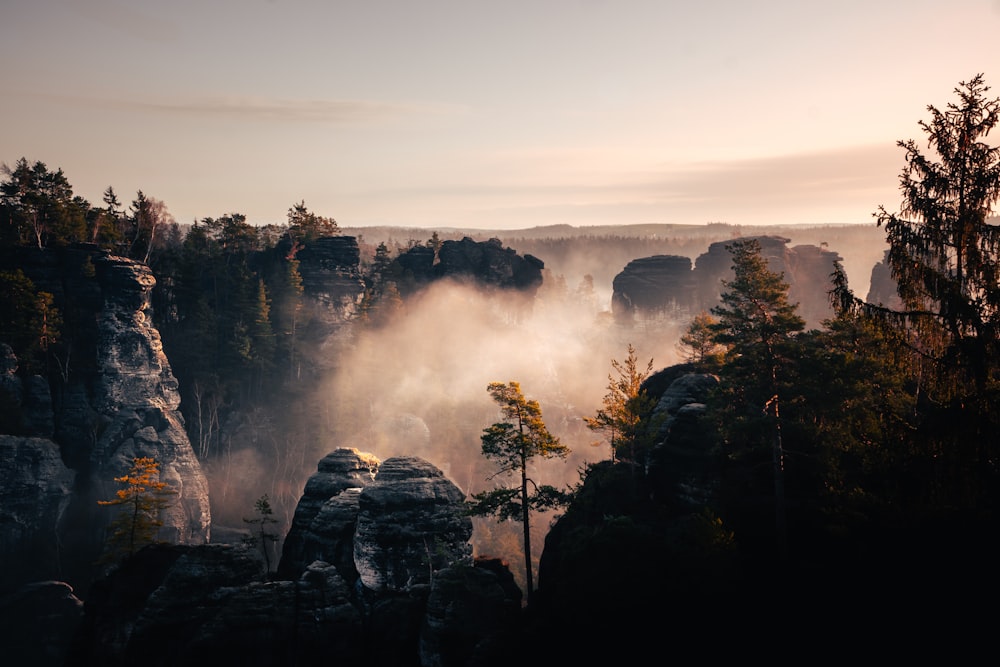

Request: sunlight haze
left=2, top=0, right=998, bottom=229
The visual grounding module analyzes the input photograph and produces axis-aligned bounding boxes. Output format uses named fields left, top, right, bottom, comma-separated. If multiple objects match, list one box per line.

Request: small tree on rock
left=97, top=457, right=176, bottom=564
left=243, top=493, right=280, bottom=575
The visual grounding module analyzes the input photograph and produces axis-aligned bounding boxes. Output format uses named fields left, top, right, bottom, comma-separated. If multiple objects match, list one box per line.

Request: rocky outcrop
left=866, top=249, right=902, bottom=309
left=393, top=237, right=544, bottom=296
left=611, top=254, right=696, bottom=318
left=647, top=372, right=721, bottom=509
left=612, top=235, right=843, bottom=328
left=67, top=544, right=364, bottom=667
left=0, top=245, right=211, bottom=594
left=0, top=581, right=84, bottom=667
left=290, top=235, right=366, bottom=324
left=67, top=453, right=509, bottom=667
left=419, top=561, right=522, bottom=667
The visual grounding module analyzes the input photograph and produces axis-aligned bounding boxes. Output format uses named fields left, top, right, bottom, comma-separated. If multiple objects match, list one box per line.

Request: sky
left=2, top=0, right=1000, bottom=230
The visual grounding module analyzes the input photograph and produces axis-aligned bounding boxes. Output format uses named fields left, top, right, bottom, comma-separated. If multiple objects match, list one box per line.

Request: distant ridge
left=342, top=221, right=878, bottom=242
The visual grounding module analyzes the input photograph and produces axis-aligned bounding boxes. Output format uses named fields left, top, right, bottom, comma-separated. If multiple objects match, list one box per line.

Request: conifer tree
left=835, top=74, right=1000, bottom=397
left=243, top=493, right=280, bottom=575
left=678, top=310, right=724, bottom=368
left=467, top=381, right=570, bottom=605
left=831, top=74, right=1000, bottom=511
left=711, top=238, right=805, bottom=560
left=0, top=269, right=61, bottom=374
left=584, top=344, right=655, bottom=466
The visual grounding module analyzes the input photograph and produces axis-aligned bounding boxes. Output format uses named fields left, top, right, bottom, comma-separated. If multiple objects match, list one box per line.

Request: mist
left=203, top=224, right=889, bottom=579
left=321, top=278, right=685, bottom=490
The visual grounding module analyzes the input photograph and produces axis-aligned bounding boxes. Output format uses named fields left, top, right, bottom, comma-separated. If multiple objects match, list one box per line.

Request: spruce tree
left=711, top=238, right=805, bottom=560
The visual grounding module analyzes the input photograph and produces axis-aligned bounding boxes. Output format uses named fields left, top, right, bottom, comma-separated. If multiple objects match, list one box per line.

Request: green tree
left=0, top=158, right=87, bottom=247
left=243, top=493, right=280, bottom=575
left=245, top=279, right=276, bottom=396
left=584, top=344, right=656, bottom=466
left=678, top=310, right=724, bottom=369
left=837, top=74, right=1000, bottom=396
left=97, top=457, right=177, bottom=563
left=90, top=185, right=126, bottom=250
left=710, top=238, right=805, bottom=560
left=0, top=269, right=61, bottom=374
left=467, top=381, right=570, bottom=605
left=287, top=200, right=339, bottom=243
left=831, top=74, right=1000, bottom=513
left=266, top=246, right=307, bottom=381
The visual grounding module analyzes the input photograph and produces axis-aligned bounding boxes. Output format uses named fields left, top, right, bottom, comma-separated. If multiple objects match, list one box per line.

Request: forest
left=2, top=75, right=1000, bottom=653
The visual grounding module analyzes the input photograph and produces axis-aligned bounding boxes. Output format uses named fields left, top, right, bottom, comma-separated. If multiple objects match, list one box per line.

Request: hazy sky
left=3, top=0, right=998, bottom=229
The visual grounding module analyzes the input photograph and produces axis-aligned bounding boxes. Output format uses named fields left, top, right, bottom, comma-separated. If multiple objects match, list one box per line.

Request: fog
left=205, top=224, right=889, bottom=578
left=322, top=277, right=686, bottom=494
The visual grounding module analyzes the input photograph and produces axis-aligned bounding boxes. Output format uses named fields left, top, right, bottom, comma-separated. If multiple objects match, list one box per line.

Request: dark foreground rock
left=64, top=453, right=518, bottom=667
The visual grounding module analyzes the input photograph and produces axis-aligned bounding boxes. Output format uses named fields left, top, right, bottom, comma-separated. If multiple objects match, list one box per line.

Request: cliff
left=0, top=245, right=211, bottom=595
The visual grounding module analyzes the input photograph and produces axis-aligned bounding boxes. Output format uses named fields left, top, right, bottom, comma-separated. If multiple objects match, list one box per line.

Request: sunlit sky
left=3, top=0, right=999, bottom=230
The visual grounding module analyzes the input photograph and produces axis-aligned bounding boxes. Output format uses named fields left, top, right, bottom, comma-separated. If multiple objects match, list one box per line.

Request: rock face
left=647, top=371, right=721, bottom=509
left=612, top=235, right=843, bottom=328
left=0, top=437, right=75, bottom=591
left=354, top=456, right=474, bottom=592
left=277, top=447, right=379, bottom=580
left=68, top=452, right=508, bottom=667
left=291, top=235, right=366, bottom=324
left=611, top=254, right=696, bottom=317
left=67, top=543, right=364, bottom=667
left=0, top=581, right=84, bottom=667
left=0, top=245, right=211, bottom=593
left=279, top=449, right=474, bottom=593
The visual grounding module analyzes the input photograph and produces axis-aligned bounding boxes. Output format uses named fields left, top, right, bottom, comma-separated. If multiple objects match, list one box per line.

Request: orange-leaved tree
left=98, top=456, right=176, bottom=563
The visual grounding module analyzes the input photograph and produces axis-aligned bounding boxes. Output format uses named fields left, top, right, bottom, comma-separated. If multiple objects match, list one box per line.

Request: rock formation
left=353, top=455, right=473, bottom=592
left=0, top=245, right=211, bottom=594
left=276, top=447, right=379, bottom=580
left=0, top=437, right=75, bottom=591
left=612, top=235, right=844, bottom=328
left=289, top=235, right=366, bottom=325
left=392, top=237, right=544, bottom=296
left=66, top=451, right=513, bottom=667
left=866, top=249, right=903, bottom=309
left=611, top=254, right=696, bottom=319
